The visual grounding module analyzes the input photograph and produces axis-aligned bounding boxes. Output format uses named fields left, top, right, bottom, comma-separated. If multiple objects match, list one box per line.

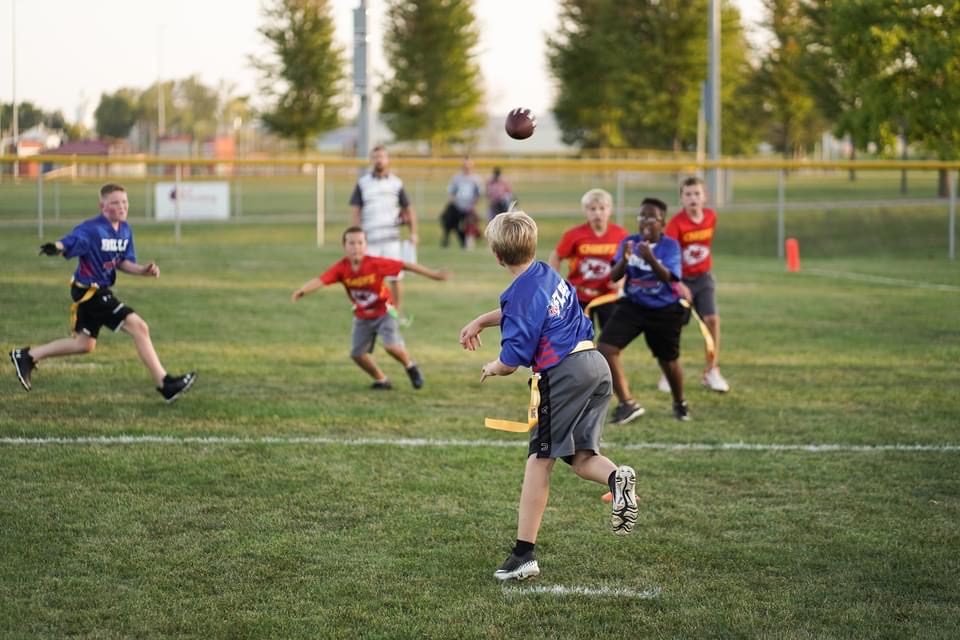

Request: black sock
left=513, top=539, right=535, bottom=556
left=608, top=470, right=617, bottom=494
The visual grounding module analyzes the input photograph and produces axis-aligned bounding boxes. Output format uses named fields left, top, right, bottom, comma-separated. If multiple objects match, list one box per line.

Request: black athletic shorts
left=71, top=285, right=135, bottom=338
left=598, top=299, right=686, bottom=361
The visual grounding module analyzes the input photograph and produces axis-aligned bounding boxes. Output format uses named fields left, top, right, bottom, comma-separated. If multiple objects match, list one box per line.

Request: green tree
left=380, top=0, right=485, bottom=152
left=94, top=90, right=140, bottom=139
left=547, top=0, right=758, bottom=153
left=253, top=0, right=347, bottom=152
left=1, top=101, right=46, bottom=134
left=754, top=0, right=828, bottom=158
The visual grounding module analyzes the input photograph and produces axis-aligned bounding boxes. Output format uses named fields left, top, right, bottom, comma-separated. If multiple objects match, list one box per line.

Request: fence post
left=174, top=163, right=182, bottom=245
left=316, top=164, right=326, bottom=247
left=949, top=169, right=956, bottom=261
left=37, top=170, right=44, bottom=239
left=54, top=181, right=60, bottom=221
left=615, top=170, right=625, bottom=227
left=777, top=168, right=785, bottom=259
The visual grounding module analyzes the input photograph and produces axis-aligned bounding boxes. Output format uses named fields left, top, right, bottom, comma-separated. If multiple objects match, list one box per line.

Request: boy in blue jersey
left=459, top=210, right=638, bottom=582
left=598, top=198, right=690, bottom=423
left=9, top=183, right=196, bottom=404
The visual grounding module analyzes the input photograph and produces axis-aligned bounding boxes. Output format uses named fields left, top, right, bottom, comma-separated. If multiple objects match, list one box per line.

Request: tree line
left=5, top=0, right=958, bottom=175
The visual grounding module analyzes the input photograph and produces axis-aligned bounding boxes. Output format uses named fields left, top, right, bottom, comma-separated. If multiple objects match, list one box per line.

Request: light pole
left=157, top=25, right=166, bottom=150
left=11, top=0, right=19, bottom=178
left=706, top=0, right=721, bottom=203
left=354, top=0, right=372, bottom=162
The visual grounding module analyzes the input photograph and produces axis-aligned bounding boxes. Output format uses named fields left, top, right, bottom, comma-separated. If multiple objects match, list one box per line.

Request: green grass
left=1, top=209, right=959, bottom=638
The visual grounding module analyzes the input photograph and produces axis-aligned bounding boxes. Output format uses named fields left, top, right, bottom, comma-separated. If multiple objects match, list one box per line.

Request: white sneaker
left=611, top=465, right=638, bottom=535
left=702, top=367, right=730, bottom=393
left=657, top=374, right=671, bottom=394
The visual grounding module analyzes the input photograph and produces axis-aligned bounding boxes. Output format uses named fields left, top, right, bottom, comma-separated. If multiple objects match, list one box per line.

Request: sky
left=0, top=0, right=766, bottom=130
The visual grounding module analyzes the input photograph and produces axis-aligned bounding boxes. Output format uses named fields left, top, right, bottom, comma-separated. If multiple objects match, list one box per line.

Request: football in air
left=505, top=108, right=537, bottom=140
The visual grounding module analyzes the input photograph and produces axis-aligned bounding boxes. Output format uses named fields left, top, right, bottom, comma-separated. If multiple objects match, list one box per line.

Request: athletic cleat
left=157, top=371, right=197, bottom=404
left=371, top=378, right=393, bottom=390
left=673, top=400, right=691, bottom=422
left=703, top=367, right=730, bottom=393
left=611, top=465, right=638, bottom=535
left=493, top=551, right=540, bottom=581
left=611, top=400, right=644, bottom=425
left=10, top=347, right=35, bottom=391
left=405, top=363, right=424, bottom=389
left=657, top=374, right=671, bottom=394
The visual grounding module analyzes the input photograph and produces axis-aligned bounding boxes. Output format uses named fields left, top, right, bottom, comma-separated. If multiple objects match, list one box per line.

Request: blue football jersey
left=498, top=261, right=594, bottom=372
left=60, top=215, right=137, bottom=287
left=613, top=234, right=681, bottom=308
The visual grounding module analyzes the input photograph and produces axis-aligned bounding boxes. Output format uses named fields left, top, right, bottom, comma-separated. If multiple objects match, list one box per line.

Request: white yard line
left=501, top=584, right=661, bottom=599
left=802, top=268, right=960, bottom=292
left=1, top=435, right=958, bottom=452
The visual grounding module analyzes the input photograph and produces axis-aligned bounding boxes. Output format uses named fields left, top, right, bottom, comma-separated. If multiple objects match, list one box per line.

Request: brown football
left=505, top=108, right=536, bottom=140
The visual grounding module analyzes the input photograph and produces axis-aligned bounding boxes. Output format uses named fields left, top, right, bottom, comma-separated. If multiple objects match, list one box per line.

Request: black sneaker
left=157, top=371, right=197, bottom=404
left=493, top=551, right=540, bottom=581
left=371, top=378, right=392, bottom=390
left=673, top=400, right=691, bottom=422
left=10, top=348, right=34, bottom=391
left=611, top=465, right=638, bottom=535
left=405, top=364, right=423, bottom=389
left=611, top=400, right=644, bottom=425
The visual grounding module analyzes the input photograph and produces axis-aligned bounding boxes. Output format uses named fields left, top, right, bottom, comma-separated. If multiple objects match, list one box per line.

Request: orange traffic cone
left=785, top=238, right=800, bottom=272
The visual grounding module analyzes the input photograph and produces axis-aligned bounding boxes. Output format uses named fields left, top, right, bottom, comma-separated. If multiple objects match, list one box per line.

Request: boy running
left=598, top=198, right=691, bottom=423
left=661, top=176, right=729, bottom=393
left=9, top=183, right=196, bottom=403
left=548, top=188, right=628, bottom=332
left=292, top=227, right=448, bottom=390
left=459, top=210, right=637, bottom=582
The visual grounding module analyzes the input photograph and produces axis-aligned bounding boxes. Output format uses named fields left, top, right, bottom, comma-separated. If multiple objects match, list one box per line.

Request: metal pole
left=174, top=163, right=182, bottom=244
left=616, top=170, right=625, bottom=227
left=706, top=0, right=721, bottom=204
left=316, top=165, right=325, bottom=247
left=949, top=169, right=956, bottom=261
left=37, top=170, right=44, bottom=239
left=12, top=0, right=19, bottom=179
left=777, top=169, right=785, bottom=259
left=354, top=1, right=372, bottom=161
left=54, top=181, right=60, bottom=221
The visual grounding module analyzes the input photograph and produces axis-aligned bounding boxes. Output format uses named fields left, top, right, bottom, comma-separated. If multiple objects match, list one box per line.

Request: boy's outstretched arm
left=292, top=276, right=326, bottom=302
left=459, top=308, right=501, bottom=351
left=403, top=262, right=449, bottom=281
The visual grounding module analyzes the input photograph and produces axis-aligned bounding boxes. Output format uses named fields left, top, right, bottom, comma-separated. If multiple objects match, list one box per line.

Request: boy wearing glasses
left=598, top=198, right=691, bottom=423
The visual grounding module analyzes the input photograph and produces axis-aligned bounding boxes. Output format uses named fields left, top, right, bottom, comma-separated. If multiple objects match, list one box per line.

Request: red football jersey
left=553, top=222, right=629, bottom=302
left=320, top=255, right=404, bottom=319
left=664, top=207, right=717, bottom=277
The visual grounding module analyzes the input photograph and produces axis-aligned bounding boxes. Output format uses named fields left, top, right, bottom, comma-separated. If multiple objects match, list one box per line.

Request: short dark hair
left=681, top=176, right=704, bottom=190
left=640, top=197, right=668, bottom=215
left=342, top=226, right=366, bottom=244
left=100, top=183, right=126, bottom=198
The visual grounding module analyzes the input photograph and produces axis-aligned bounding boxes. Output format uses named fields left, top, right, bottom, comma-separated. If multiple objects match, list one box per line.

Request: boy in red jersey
left=291, top=227, right=448, bottom=390
left=661, top=176, right=729, bottom=393
left=548, top=188, right=628, bottom=331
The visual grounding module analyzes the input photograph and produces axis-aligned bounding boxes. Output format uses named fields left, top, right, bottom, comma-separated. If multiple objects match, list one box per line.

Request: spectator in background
left=486, top=166, right=513, bottom=221
left=447, top=156, right=482, bottom=250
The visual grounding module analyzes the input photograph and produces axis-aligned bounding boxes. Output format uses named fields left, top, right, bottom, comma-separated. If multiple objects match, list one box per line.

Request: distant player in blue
left=598, top=197, right=690, bottom=423
left=459, top=209, right=637, bottom=582
left=9, top=183, right=196, bottom=404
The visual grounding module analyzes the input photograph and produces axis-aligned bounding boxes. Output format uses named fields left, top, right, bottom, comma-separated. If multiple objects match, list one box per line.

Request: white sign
left=155, top=182, right=230, bottom=220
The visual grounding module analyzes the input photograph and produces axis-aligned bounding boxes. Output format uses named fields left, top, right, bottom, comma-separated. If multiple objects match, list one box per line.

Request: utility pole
left=354, top=0, right=372, bottom=163
left=706, top=0, right=721, bottom=203
left=12, top=0, right=19, bottom=178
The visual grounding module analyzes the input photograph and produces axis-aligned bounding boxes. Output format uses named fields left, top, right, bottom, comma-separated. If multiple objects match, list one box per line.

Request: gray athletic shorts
left=528, top=349, right=613, bottom=463
left=683, top=272, right=717, bottom=317
left=350, top=314, right=405, bottom=357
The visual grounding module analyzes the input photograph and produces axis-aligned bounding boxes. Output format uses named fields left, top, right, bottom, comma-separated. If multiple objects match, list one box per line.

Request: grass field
left=1, top=203, right=959, bottom=638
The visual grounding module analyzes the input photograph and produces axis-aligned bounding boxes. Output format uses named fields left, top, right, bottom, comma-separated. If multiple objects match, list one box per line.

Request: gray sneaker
left=611, top=465, right=638, bottom=535
left=493, top=551, right=540, bottom=581
left=611, top=400, right=644, bottom=425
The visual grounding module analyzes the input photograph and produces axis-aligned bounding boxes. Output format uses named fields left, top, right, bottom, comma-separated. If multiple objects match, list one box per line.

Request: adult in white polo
left=350, top=145, right=418, bottom=315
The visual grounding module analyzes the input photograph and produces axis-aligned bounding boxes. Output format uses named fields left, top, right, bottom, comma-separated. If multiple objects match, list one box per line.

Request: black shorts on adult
left=71, top=285, right=135, bottom=338
left=598, top=299, right=685, bottom=361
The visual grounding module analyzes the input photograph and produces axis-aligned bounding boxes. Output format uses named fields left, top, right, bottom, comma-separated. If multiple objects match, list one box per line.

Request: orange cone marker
left=785, top=238, right=800, bottom=272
